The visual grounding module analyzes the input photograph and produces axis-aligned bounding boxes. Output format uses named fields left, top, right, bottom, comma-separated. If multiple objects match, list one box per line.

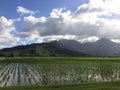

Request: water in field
left=0, top=62, right=120, bottom=87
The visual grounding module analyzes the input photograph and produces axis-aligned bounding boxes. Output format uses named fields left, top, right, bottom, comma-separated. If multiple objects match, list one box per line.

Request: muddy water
left=0, top=62, right=120, bottom=87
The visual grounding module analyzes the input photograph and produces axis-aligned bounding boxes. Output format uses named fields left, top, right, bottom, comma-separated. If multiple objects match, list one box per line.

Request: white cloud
left=17, top=0, right=120, bottom=41
left=0, top=16, right=19, bottom=49
left=79, top=36, right=99, bottom=43
left=2, top=0, right=120, bottom=49
left=0, top=45, right=9, bottom=49
left=41, top=35, right=76, bottom=42
left=16, top=0, right=120, bottom=44
left=111, top=39, right=120, bottom=43
left=50, top=8, right=67, bottom=18
left=17, top=6, right=38, bottom=16
left=13, top=18, right=21, bottom=22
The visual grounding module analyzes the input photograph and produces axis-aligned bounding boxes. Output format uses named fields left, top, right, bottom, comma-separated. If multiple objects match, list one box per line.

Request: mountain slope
left=1, top=38, right=120, bottom=57
left=0, top=41, right=88, bottom=57
left=58, top=38, right=120, bottom=56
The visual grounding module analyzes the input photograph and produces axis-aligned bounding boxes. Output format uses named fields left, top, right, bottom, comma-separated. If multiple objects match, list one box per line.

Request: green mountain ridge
left=0, top=41, right=88, bottom=57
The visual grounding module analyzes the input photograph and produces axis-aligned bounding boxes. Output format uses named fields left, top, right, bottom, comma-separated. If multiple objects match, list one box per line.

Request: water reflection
left=0, top=62, right=120, bottom=87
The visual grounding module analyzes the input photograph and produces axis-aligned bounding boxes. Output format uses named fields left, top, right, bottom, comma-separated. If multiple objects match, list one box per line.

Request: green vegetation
left=0, top=81, right=120, bottom=90
left=0, top=42, right=88, bottom=57
left=0, top=57, right=120, bottom=89
left=1, top=57, right=120, bottom=63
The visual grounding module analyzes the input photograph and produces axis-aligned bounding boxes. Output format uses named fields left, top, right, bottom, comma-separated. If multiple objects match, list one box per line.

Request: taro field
left=0, top=57, right=120, bottom=87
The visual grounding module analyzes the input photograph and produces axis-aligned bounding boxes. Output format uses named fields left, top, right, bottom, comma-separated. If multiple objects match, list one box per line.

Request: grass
left=0, top=81, right=120, bottom=90
left=1, top=57, right=120, bottom=63
left=0, top=57, right=120, bottom=62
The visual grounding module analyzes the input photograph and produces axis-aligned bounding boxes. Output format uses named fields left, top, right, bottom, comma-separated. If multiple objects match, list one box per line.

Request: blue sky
left=0, top=0, right=88, bottom=18
left=1, top=0, right=120, bottom=49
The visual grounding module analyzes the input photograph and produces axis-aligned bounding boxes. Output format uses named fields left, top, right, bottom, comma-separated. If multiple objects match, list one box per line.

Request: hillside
left=0, top=41, right=88, bottom=57
left=59, top=38, right=120, bottom=56
left=1, top=38, right=120, bottom=57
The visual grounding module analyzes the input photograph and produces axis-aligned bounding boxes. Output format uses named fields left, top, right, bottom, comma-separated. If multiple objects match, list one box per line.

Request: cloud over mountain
left=1, top=0, right=120, bottom=48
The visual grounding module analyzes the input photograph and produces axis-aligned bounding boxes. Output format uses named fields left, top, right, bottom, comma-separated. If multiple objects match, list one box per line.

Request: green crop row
left=0, top=57, right=120, bottom=63
left=0, top=81, right=120, bottom=90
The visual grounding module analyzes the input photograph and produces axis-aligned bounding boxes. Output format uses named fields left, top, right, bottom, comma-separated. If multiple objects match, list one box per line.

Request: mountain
left=0, top=41, right=88, bottom=57
left=1, top=38, right=120, bottom=57
left=58, top=38, right=120, bottom=56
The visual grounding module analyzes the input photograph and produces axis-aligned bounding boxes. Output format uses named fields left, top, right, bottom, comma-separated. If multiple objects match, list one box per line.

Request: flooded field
left=0, top=61, right=120, bottom=87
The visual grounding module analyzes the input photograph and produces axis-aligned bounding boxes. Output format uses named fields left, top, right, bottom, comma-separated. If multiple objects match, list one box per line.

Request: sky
left=1, top=0, right=120, bottom=49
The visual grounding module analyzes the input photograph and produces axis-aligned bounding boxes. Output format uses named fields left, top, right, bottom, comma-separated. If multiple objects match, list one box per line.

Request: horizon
left=1, top=38, right=120, bottom=50
left=1, top=0, right=120, bottom=49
